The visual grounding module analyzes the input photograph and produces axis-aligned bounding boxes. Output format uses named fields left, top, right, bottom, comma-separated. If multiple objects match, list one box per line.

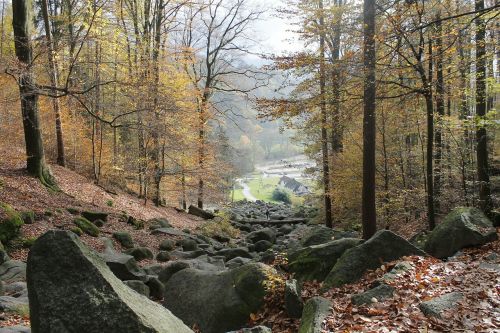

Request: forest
left=0, top=0, right=499, bottom=332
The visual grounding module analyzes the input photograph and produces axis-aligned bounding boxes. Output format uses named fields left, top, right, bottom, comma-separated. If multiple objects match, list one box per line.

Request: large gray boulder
left=101, top=250, right=147, bottom=281
left=298, top=297, right=331, bottom=333
left=27, top=230, right=193, bottom=333
left=323, top=230, right=426, bottom=289
left=288, top=238, right=363, bottom=282
left=246, top=228, right=276, bottom=244
left=163, top=263, right=274, bottom=333
left=0, top=260, right=26, bottom=284
left=424, top=207, right=497, bottom=259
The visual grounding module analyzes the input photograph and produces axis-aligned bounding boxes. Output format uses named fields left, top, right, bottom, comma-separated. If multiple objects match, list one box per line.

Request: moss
left=67, top=207, right=80, bottom=215
left=113, top=231, right=134, bottom=249
left=70, top=227, right=83, bottom=236
left=73, top=217, right=100, bottom=237
left=20, top=211, right=35, bottom=224
left=127, top=216, right=144, bottom=230
left=106, top=200, right=114, bottom=207
left=8, top=303, right=30, bottom=317
left=81, top=211, right=108, bottom=222
left=0, top=202, right=24, bottom=244
left=44, top=210, right=53, bottom=217
left=198, top=212, right=239, bottom=240
left=21, top=236, right=37, bottom=248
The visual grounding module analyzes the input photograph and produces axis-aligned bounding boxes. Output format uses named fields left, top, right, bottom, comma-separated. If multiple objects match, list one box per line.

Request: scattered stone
left=163, top=263, right=274, bottom=333
left=300, top=226, right=334, bottom=246
left=216, top=247, right=253, bottom=261
left=279, top=224, right=293, bottom=235
left=0, top=202, right=24, bottom=243
left=478, top=262, right=500, bottom=272
left=247, top=228, right=277, bottom=244
left=288, top=238, right=363, bottom=282
left=177, top=238, right=198, bottom=251
left=254, top=240, right=273, bottom=252
left=226, top=326, right=272, bottom=333
left=226, top=257, right=252, bottom=269
left=188, top=205, right=215, bottom=219
left=81, top=210, right=109, bottom=222
left=124, top=280, right=150, bottom=297
left=0, top=240, right=9, bottom=265
left=159, top=239, right=176, bottom=251
left=0, top=260, right=26, bottom=284
left=352, top=284, right=395, bottom=305
left=148, top=217, right=171, bottom=229
left=376, top=261, right=413, bottom=285
left=4, top=282, right=27, bottom=297
left=27, top=230, right=193, bottom=333
left=0, top=295, right=29, bottom=312
left=425, top=207, right=497, bottom=259
left=298, top=296, right=332, bottom=333
left=124, top=247, right=154, bottom=261
left=158, top=261, right=191, bottom=284
left=156, top=251, right=171, bottom=262
left=323, top=230, right=426, bottom=289
left=285, top=279, right=303, bottom=318
left=127, top=216, right=144, bottom=230
left=113, top=231, right=134, bottom=249
left=101, top=251, right=147, bottom=281
left=0, top=325, right=31, bottom=333
left=19, top=211, right=35, bottom=225
left=144, top=264, right=164, bottom=276
left=73, top=217, right=100, bottom=237
left=419, top=292, right=464, bottom=318
left=146, top=276, right=165, bottom=300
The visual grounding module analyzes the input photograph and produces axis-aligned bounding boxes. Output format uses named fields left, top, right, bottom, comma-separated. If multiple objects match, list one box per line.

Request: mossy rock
left=70, top=227, right=83, bottom=236
left=21, top=236, right=37, bottom=248
left=298, top=297, right=332, bottom=333
left=81, top=211, right=109, bottom=222
left=73, top=217, right=100, bottom=237
left=0, top=202, right=24, bottom=244
left=66, top=207, right=80, bottom=215
left=113, top=232, right=134, bottom=249
left=20, top=211, right=35, bottom=224
left=0, top=239, right=10, bottom=264
left=127, top=216, right=144, bottom=230
left=124, top=247, right=154, bottom=261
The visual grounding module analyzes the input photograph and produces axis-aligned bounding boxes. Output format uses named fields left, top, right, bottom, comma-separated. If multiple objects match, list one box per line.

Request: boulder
left=188, top=205, right=215, bottom=219
left=156, top=251, right=171, bottom=262
left=351, top=284, right=395, bottom=305
left=298, top=297, right=331, bottom=333
left=0, top=260, right=26, bottom=284
left=148, top=218, right=171, bottom=229
left=27, top=230, right=193, bottom=333
left=124, top=247, right=154, bottom=261
left=0, top=295, right=29, bottom=312
left=73, top=217, right=100, bottom=237
left=419, top=291, right=463, bottom=318
left=0, top=240, right=9, bottom=265
left=146, top=276, right=165, bottom=300
left=163, top=263, right=273, bottom=333
left=375, top=261, right=413, bottom=285
left=246, top=228, right=276, bottom=244
left=124, top=280, right=150, bottom=297
left=81, top=211, right=109, bottom=222
left=0, top=326, right=31, bottom=333
left=113, top=232, right=134, bottom=249
left=216, top=247, right=253, bottom=261
left=159, top=239, right=175, bottom=251
left=284, top=279, right=303, bottom=318
left=300, top=226, right=334, bottom=246
left=323, top=230, right=426, bottom=289
left=226, top=257, right=252, bottom=269
left=177, top=239, right=198, bottom=251
left=254, top=240, right=273, bottom=252
left=158, top=261, right=191, bottom=284
left=288, top=238, right=363, bottom=282
left=0, top=203, right=24, bottom=243
left=424, top=207, right=497, bottom=259
left=101, top=251, right=147, bottom=281
left=226, top=327, right=272, bottom=333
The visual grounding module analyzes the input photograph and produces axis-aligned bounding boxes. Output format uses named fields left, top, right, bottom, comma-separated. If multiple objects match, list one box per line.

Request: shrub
left=0, top=202, right=24, bottom=243
left=272, top=187, right=291, bottom=204
left=73, top=217, right=100, bottom=237
left=106, top=200, right=114, bottom=207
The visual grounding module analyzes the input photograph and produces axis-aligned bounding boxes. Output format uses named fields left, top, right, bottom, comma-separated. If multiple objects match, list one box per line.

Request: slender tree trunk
left=434, top=14, right=444, bottom=215
left=197, top=98, right=206, bottom=209
left=319, top=0, right=333, bottom=228
left=1, top=1, right=5, bottom=58
left=12, top=0, right=56, bottom=189
left=475, top=0, right=491, bottom=214
left=362, top=0, right=377, bottom=239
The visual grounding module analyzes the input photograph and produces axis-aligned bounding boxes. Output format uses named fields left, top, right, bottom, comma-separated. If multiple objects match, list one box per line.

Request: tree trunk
left=12, top=0, right=56, bottom=189
left=319, top=0, right=333, bottom=228
left=475, top=0, right=491, bottom=214
left=434, top=14, right=444, bottom=216
left=41, top=0, right=66, bottom=167
left=362, top=0, right=377, bottom=239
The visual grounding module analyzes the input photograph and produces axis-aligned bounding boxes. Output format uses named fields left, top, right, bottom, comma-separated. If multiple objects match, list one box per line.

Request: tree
left=361, top=0, right=377, bottom=239
left=12, top=0, right=56, bottom=188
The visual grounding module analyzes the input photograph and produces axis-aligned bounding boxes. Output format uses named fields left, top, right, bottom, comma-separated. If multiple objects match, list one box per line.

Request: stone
left=170, top=250, right=205, bottom=260
left=323, top=230, right=426, bottom=289
left=216, top=247, right=253, bottom=261
left=188, top=205, right=215, bottom=219
left=0, top=240, right=9, bottom=265
left=376, top=261, right=413, bottom=285
left=20, top=211, right=35, bottom=225
left=177, top=238, right=198, bottom=251
left=0, top=260, right=26, bottom=284
left=144, top=264, right=163, bottom=276
left=151, top=227, right=190, bottom=237
left=113, top=232, right=134, bottom=249
left=254, top=240, right=273, bottom=252
left=300, top=226, right=334, bottom=247
left=288, top=238, right=363, bottom=282
left=424, top=207, right=497, bottom=259
left=279, top=224, right=293, bottom=235
left=351, top=284, right=395, bottom=305
left=164, top=263, right=273, bottom=333
left=159, top=239, right=175, bottom=251
left=298, top=297, right=331, bottom=333
left=148, top=218, right=171, bottom=229
left=0, top=326, right=31, bottom=333
left=156, top=251, right=171, bottom=262
left=246, top=228, right=276, bottom=244
left=419, top=292, right=464, bottom=318
left=124, top=280, right=150, bottom=297
left=158, top=261, right=191, bottom=284
left=0, top=295, right=29, bottom=312
left=27, top=230, right=193, bottom=333
left=81, top=211, right=109, bottom=222
left=0, top=203, right=23, bottom=244
left=73, top=217, right=100, bottom=237
left=146, top=276, right=165, bottom=300
left=4, top=282, right=27, bottom=297
left=226, top=257, right=252, bottom=269
left=101, top=251, right=147, bottom=281
left=124, top=247, right=154, bottom=261
left=284, top=279, right=303, bottom=318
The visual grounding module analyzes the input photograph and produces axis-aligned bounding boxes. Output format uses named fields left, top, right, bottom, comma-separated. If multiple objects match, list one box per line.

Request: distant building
left=278, top=176, right=310, bottom=196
